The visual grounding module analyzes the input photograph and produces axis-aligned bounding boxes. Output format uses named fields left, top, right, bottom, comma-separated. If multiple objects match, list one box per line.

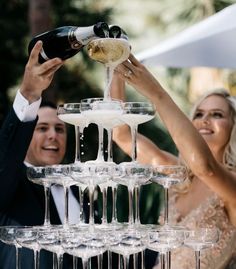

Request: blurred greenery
left=0, top=0, right=175, bottom=224
left=1, top=0, right=234, bottom=225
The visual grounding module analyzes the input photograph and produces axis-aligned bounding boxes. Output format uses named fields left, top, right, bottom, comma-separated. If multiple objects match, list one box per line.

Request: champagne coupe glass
left=71, top=160, right=110, bottom=225
left=27, top=166, right=53, bottom=227
left=62, top=227, right=106, bottom=269
left=184, top=227, right=219, bottom=269
left=57, top=103, right=88, bottom=164
left=121, top=101, right=156, bottom=162
left=16, top=226, right=40, bottom=269
left=57, top=103, right=89, bottom=224
left=70, top=164, right=88, bottom=224
left=115, top=162, right=153, bottom=225
left=97, top=100, right=123, bottom=226
left=80, top=97, right=123, bottom=225
left=37, top=227, right=65, bottom=269
left=151, top=165, right=187, bottom=269
left=151, top=165, right=187, bottom=226
left=146, top=226, right=185, bottom=269
left=96, top=222, right=127, bottom=269
left=110, top=226, right=147, bottom=269
left=87, top=38, right=131, bottom=99
left=0, top=226, right=22, bottom=269
left=45, top=164, right=75, bottom=228
left=116, top=101, right=155, bottom=225
left=80, top=97, right=123, bottom=162
left=123, top=101, right=155, bottom=224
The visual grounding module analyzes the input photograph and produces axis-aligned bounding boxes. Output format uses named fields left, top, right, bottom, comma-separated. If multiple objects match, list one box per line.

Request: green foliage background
left=2, top=0, right=234, bottom=224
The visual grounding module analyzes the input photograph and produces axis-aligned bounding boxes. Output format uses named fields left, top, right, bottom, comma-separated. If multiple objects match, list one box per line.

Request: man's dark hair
left=39, top=99, right=57, bottom=109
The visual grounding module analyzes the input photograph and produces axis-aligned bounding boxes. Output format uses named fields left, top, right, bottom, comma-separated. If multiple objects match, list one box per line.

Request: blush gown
left=153, top=188, right=236, bottom=269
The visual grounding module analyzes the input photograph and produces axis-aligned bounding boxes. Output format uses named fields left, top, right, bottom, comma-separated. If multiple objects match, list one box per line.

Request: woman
left=111, top=54, right=236, bottom=268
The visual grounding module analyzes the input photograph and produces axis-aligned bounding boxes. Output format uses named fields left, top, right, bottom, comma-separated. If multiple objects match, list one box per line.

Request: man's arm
left=0, top=41, right=63, bottom=209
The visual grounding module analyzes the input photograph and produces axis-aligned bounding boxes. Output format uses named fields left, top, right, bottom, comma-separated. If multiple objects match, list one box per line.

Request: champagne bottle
left=28, top=22, right=109, bottom=63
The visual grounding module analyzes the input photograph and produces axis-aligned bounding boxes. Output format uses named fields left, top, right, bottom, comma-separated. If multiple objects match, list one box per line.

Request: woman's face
left=192, top=95, right=233, bottom=154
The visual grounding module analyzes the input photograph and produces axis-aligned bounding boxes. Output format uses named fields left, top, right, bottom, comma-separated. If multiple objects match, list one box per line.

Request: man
left=25, top=102, right=67, bottom=167
left=0, top=41, right=78, bottom=268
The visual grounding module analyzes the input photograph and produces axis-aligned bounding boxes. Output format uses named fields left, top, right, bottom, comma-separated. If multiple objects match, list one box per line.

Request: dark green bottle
left=28, top=22, right=109, bottom=63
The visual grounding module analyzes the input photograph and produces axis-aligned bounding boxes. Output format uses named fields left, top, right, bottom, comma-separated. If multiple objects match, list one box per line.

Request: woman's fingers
left=128, top=53, right=140, bottom=66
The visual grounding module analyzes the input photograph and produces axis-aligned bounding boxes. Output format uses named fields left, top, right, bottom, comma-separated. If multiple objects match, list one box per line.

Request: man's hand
left=20, top=41, right=63, bottom=103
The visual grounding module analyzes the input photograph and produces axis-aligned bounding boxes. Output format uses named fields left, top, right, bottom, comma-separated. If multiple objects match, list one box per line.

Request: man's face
left=25, top=107, right=67, bottom=166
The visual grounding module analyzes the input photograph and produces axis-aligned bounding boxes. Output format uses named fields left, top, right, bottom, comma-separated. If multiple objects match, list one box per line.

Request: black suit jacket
left=0, top=109, right=75, bottom=268
left=0, top=109, right=158, bottom=269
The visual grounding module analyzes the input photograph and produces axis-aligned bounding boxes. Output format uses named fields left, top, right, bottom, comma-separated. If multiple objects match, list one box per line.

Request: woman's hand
left=114, top=53, right=163, bottom=100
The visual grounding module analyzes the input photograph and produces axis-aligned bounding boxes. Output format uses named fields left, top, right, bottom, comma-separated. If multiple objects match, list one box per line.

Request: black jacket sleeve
left=0, top=108, right=37, bottom=209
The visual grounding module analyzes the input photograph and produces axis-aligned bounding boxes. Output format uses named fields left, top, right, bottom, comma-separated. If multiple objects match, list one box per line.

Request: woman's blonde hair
left=189, top=88, right=236, bottom=170
left=175, top=88, right=236, bottom=193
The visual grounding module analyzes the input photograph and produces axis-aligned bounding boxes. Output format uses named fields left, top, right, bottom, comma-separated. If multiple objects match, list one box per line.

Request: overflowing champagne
left=87, top=38, right=130, bottom=67
left=86, top=25, right=131, bottom=99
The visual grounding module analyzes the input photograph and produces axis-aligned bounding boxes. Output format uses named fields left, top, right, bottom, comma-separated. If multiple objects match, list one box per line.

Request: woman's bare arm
left=115, top=54, right=236, bottom=225
left=111, top=72, right=178, bottom=165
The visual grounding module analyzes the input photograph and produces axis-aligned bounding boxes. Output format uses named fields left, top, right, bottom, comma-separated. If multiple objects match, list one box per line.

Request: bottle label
left=74, top=27, right=97, bottom=45
left=68, top=29, right=84, bottom=49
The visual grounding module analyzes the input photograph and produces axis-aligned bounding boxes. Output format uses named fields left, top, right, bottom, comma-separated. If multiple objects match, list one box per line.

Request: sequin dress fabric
left=153, top=189, right=236, bottom=269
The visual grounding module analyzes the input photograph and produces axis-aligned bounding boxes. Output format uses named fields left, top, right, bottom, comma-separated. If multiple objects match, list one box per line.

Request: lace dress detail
left=154, top=189, right=236, bottom=269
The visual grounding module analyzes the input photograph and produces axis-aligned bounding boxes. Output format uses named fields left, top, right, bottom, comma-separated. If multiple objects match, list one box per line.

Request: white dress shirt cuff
left=13, top=90, right=41, bottom=122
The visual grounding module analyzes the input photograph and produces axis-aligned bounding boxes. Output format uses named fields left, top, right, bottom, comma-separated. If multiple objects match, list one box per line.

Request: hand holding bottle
left=20, top=41, right=63, bottom=103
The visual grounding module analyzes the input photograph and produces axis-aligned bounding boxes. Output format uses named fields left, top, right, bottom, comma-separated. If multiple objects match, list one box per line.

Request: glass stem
left=118, top=254, right=121, bottom=269
left=57, top=254, right=63, bottom=269
left=130, top=125, right=138, bottom=162
left=141, top=250, right=145, bottom=269
left=135, top=186, right=140, bottom=224
left=73, top=256, right=78, bottom=269
left=134, top=253, right=138, bottom=269
left=124, top=255, right=130, bottom=269
left=97, top=125, right=104, bottom=161
left=53, top=253, right=57, bottom=269
left=160, top=253, right=165, bottom=269
left=64, top=186, right=69, bottom=227
left=33, top=250, right=39, bottom=269
left=44, top=185, right=51, bottom=226
left=111, top=186, right=117, bottom=223
left=108, top=250, right=112, bottom=269
left=128, top=186, right=134, bottom=225
left=164, top=187, right=169, bottom=225
left=79, top=187, right=84, bottom=223
left=15, top=247, right=21, bottom=269
left=82, top=259, right=89, bottom=269
left=89, top=186, right=95, bottom=225
left=102, top=186, right=108, bottom=224
left=98, top=254, right=103, bottom=269
left=74, top=126, right=81, bottom=163
left=107, top=128, right=113, bottom=162
left=195, top=250, right=201, bottom=269
left=166, top=251, right=171, bottom=269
